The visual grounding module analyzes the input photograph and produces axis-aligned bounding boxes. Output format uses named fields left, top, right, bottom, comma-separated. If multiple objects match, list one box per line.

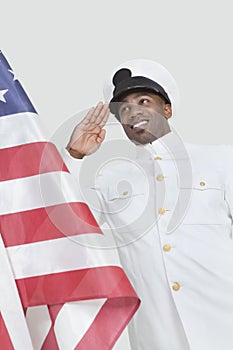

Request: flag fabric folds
left=0, top=52, right=139, bottom=349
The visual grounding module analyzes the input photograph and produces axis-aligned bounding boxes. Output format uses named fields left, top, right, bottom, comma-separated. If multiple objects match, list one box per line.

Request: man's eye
left=120, top=105, right=130, bottom=113
left=140, top=98, right=150, bottom=104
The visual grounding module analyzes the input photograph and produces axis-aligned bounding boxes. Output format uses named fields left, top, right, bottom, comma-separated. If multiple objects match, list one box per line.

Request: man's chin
left=128, top=133, right=157, bottom=145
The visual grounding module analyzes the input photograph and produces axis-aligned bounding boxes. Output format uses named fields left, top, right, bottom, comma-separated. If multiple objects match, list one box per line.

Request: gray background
left=1, top=1, right=232, bottom=348
left=1, top=0, right=233, bottom=145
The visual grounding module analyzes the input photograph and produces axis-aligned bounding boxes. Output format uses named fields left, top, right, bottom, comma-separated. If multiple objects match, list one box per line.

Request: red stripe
left=76, top=297, right=138, bottom=350
left=0, top=142, right=68, bottom=181
left=0, top=202, right=102, bottom=247
left=16, top=266, right=138, bottom=307
left=0, top=314, right=14, bottom=350
left=41, top=305, right=62, bottom=350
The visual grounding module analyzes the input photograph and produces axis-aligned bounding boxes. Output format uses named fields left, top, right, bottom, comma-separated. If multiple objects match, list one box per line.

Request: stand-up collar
left=136, top=130, right=190, bottom=161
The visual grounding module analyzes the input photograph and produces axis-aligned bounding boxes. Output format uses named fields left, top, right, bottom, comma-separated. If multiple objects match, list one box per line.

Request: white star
left=8, top=69, right=18, bottom=81
left=0, top=89, right=8, bottom=103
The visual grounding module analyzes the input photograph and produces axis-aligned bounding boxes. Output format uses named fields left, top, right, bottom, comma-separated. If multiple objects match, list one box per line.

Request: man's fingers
left=81, top=107, right=95, bottom=125
left=89, top=102, right=104, bottom=124
left=71, top=102, right=109, bottom=137
left=95, top=103, right=110, bottom=125
left=99, top=106, right=110, bottom=127
left=79, top=103, right=103, bottom=129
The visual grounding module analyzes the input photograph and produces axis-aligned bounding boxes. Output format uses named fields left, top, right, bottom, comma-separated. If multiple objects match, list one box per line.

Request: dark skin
left=117, top=91, right=172, bottom=145
left=67, top=91, right=172, bottom=158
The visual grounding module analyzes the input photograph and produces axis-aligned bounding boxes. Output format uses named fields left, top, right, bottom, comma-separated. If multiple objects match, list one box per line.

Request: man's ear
left=164, top=103, right=172, bottom=119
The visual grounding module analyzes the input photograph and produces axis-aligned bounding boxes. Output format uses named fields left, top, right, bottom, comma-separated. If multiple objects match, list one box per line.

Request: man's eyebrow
left=120, top=92, right=153, bottom=103
left=134, top=92, right=153, bottom=99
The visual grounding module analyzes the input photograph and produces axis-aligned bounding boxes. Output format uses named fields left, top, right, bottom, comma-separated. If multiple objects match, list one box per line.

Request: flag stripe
left=0, top=113, right=46, bottom=149
left=26, top=306, right=52, bottom=350
left=76, top=297, right=138, bottom=350
left=0, top=142, right=69, bottom=181
left=41, top=305, right=62, bottom=350
left=54, top=300, right=106, bottom=350
left=7, top=236, right=119, bottom=279
left=1, top=202, right=101, bottom=247
left=0, top=314, right=14, bottom=350
left=0, top=171, right=83, bottom=215
left=0, top=235, right=34, bottom=349
left=16, top=266, right=138, bottom=306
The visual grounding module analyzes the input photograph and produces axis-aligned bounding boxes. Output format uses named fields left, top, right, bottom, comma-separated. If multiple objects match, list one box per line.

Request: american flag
left=0, top=52, right=139, bottom=349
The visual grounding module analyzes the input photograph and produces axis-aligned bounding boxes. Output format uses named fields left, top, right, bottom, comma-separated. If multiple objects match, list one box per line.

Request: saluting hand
left=67, top=102, right=110, bottom=159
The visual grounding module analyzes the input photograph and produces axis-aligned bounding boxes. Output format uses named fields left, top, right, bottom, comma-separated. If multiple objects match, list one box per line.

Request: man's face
left=117, top=90, right=172, bottom=145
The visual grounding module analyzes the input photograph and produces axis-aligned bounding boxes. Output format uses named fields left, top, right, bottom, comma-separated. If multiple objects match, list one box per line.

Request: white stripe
left=26, top=306, right=52, bottom=350
left=7, top=235, right=121, bottom=279
left=0, top=171, right=83, bottom=215
left=0, top=112, right=47, bottom=149
left=55, top=299, right=106, bottom=350
left=0, top=235, right=34, bottom=349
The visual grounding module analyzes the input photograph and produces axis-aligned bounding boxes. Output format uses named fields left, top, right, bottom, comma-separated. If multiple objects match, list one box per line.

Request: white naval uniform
left=64, top=131, right=233, bottom=350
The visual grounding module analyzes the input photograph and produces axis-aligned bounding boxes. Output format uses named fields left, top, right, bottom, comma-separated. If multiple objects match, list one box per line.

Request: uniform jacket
left=64, top=130, right=233, bottom=350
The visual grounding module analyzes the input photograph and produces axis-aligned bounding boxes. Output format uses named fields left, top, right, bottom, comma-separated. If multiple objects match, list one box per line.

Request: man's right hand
left=67, top=102, right=110, bottom=159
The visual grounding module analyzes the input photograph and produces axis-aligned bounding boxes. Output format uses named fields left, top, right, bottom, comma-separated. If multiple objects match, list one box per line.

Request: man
left=64, top=59, right=233, bottom=350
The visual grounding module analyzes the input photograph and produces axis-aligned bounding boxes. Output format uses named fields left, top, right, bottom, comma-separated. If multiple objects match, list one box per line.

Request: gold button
left=172, top=282, right=180, bottom=291
left=122, top=191, right=128, bottom=196
left=200, top=181, right=206, bottom=187
left=154, top=156, right=162, bottom=160
left=159, top=208, right=166, bottom=215
left=163, top=244, right=171, bottom=252
left=156, top=174, right=165, bottom=181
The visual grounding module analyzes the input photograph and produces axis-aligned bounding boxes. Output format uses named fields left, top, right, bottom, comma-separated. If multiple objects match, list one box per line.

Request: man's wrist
left=67, top=146, right=85, bottom=159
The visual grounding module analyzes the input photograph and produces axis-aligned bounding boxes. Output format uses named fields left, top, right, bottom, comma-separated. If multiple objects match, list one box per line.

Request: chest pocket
left=100, top=178, right=151, bottom=232
left=181, top=177, right=226, bottom=225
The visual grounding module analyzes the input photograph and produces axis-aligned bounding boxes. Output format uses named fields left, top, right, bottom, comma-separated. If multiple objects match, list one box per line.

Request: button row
left=163, top=245, right=181, bottom=291
left=163, top=236, right=180, bottom=292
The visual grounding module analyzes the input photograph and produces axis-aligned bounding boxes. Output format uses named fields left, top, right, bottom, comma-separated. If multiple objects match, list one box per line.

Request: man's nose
left=128, top=104, right=144, bottom=118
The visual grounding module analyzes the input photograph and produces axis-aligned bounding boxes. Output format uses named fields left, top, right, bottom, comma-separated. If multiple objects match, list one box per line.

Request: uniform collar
left=136, top=129, right=189, bottom=160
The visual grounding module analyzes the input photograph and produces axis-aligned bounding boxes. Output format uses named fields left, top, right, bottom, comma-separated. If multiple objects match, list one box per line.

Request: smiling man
left=113, top=90, right=171, bottom=144
left=65, top=59, right=233, bottom=350
left=109, top=66, right=172, bottom=145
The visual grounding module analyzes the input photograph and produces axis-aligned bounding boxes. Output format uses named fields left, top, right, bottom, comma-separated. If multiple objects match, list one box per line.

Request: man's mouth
left=130, top=119, right=149, bottom=130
